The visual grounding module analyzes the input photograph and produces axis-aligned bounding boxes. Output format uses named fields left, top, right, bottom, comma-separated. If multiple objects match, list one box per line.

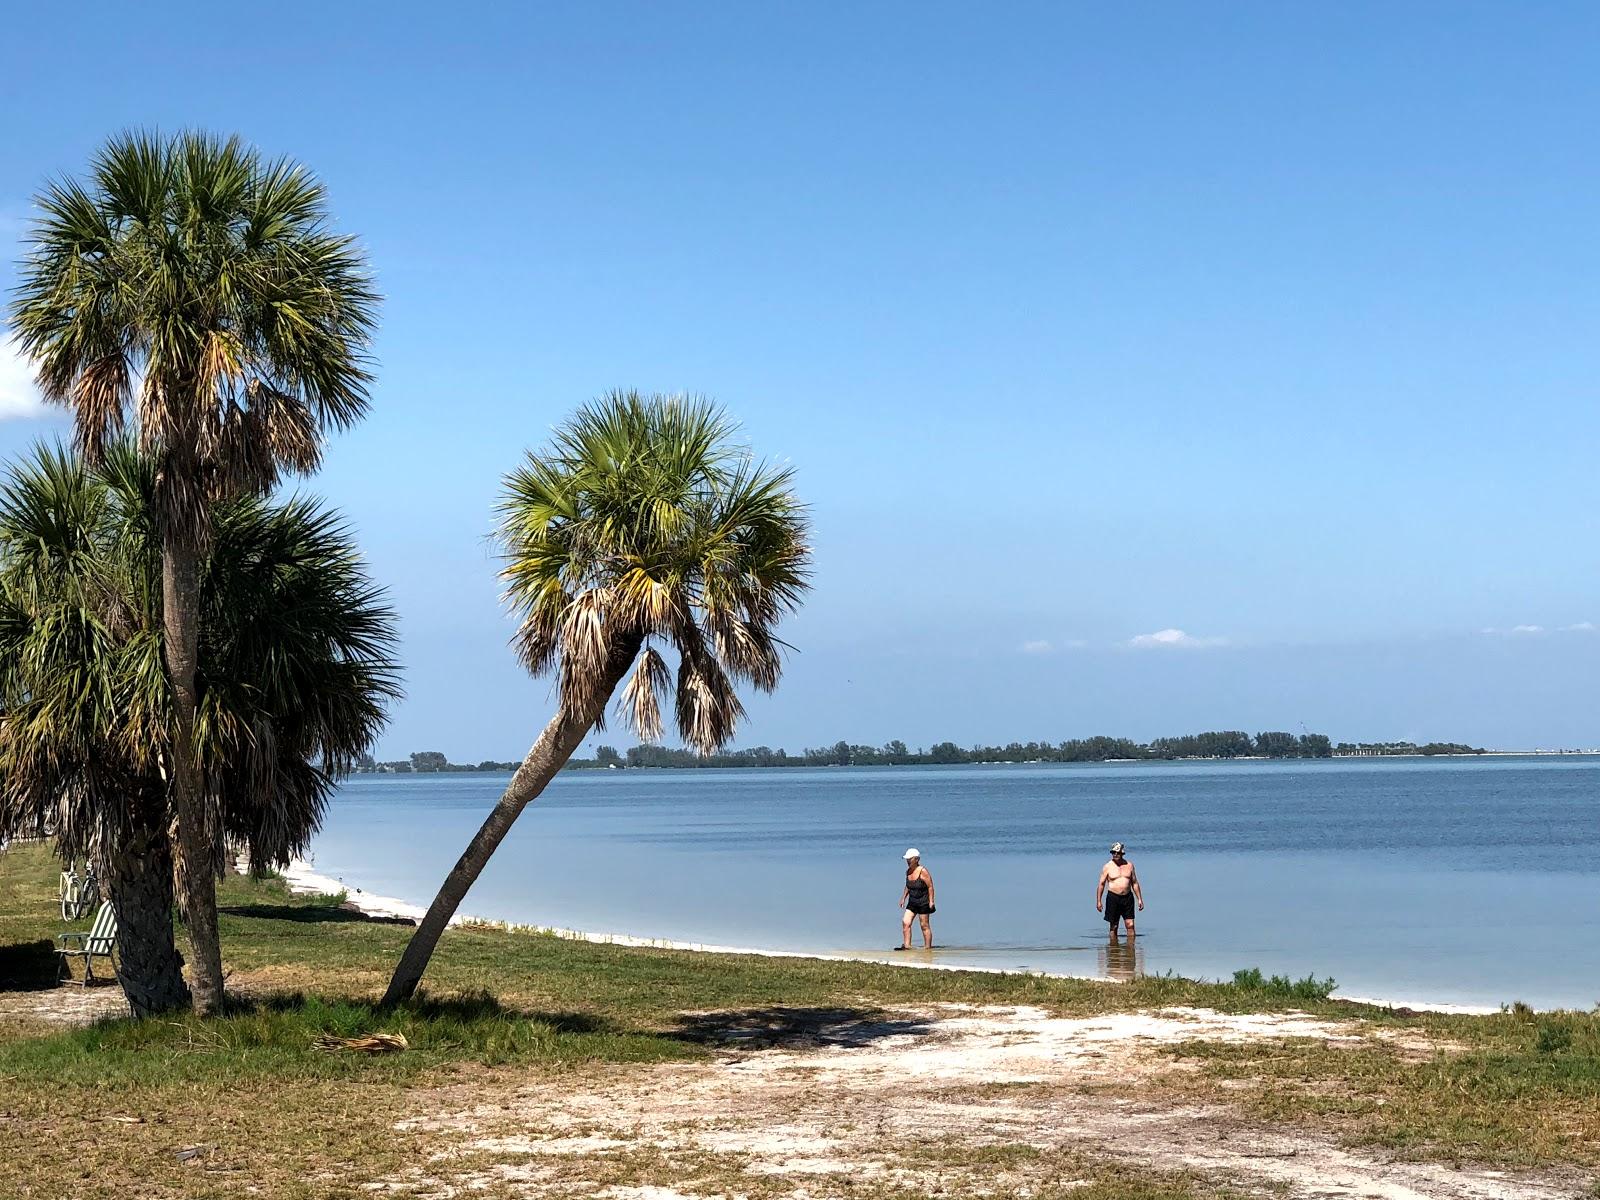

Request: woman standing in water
left=897, top=848, right=935, bottom=950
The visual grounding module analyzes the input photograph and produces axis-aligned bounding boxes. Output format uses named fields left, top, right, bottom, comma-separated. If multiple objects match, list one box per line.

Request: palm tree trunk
left=381, top=636, right=641, bottom=1007
left=101, top=823, right=191, bottom=1017
left=161, top=532, right=225, bottom=1016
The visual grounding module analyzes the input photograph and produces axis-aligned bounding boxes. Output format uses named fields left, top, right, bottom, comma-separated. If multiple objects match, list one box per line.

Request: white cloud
left=1020, top=638, right=1089, bottom=655
left=1484, top=622, right=1595, bottom=636
left=0, top=335, right=49, bottom=420
left=1021, top=638, right=1091, bottom=656
left=1128, top=627, right=1226, bottom=649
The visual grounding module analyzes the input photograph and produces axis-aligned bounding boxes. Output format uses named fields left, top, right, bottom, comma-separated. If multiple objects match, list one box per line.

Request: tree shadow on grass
left=226, top=989, right=619, bottom=1035
left=0, top=939, right=60, bottom=992
left=667, top=1006, right=933, bottom=1050
left=219, top=902, right=416, bottom=926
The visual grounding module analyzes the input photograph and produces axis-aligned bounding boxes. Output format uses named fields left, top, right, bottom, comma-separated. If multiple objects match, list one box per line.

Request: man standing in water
left=1096, top=842, right=1143, bottom=940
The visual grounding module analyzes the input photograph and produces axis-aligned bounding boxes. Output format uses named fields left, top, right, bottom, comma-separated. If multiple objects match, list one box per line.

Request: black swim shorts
left=1103, top=891, right=1136, bottom=924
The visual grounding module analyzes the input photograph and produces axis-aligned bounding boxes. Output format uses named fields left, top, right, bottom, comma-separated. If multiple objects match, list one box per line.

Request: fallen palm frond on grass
left=311, top=1031, right=408, bottom=1053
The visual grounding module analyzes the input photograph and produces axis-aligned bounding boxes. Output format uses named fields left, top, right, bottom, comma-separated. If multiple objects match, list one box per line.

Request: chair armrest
left=55, top=933, right=87, bottom=950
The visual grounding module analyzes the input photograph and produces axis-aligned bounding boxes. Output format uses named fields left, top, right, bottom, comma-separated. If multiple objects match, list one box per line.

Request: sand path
left=376, top=1003, right=1588, bottom=1199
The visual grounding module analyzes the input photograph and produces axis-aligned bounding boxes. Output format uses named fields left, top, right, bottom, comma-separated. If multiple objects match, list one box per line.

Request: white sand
left=389, top=1001, right=1569, bottom=1200
left=276, top=859, right=439, bottom=924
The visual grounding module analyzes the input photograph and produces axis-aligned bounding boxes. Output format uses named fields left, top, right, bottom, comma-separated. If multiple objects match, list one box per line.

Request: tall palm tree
left=9, top=131, right=378, bottom=1013
left=0, top=444, right=399, bottom=1016
left=383, top=392, right=810, bottom=1005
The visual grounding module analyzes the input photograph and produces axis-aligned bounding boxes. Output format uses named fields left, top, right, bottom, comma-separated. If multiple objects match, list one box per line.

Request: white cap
left=903, top=848, right=921, bottom=860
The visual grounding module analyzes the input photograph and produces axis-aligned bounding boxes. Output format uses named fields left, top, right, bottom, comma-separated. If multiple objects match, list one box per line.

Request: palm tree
left=382, top=392, right=810, bottom=1005
left=9, top=131, right=378, bottom=1013
left=0, top=444, right=399, bottom=1016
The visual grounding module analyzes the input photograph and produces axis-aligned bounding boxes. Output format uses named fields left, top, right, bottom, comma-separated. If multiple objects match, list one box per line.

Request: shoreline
left=277, top=858, right=1501, bottom=1016
left=347, top=749, right=1600, bottom=778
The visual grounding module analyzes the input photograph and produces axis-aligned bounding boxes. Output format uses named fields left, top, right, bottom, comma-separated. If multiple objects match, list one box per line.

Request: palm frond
left=0, top=443, right=400, bottom=868
left=7, top=129, right=380, bottom=532
left=497, top=393, right=809, bottom=754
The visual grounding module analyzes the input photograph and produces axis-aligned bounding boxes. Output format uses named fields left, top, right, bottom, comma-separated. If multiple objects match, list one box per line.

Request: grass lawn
left=2, top=840, right=1598, bottom=1198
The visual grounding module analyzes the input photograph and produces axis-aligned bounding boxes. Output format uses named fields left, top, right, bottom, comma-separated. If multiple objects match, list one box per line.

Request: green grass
left=1163, top=1005, right=1600, bottom=1167
left=1230, top=966, right=1339, bottom=1000
left=5, top=840, right=1600, bottom=1195
left=0, top=990, right=686, bottom=1088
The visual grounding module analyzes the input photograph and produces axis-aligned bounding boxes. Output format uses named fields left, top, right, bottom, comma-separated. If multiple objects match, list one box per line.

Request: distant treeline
left=1334, top=741, right=1483, bottom=757
left=356, top=751, right=521, bottom=774
left=611, top=730, right=1335, bottom=768
left=354, top=732, right=1486, bottom=774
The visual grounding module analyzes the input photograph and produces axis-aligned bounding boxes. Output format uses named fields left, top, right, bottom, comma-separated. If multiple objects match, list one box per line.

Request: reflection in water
left=1099, top=939, right=1144, bottom=981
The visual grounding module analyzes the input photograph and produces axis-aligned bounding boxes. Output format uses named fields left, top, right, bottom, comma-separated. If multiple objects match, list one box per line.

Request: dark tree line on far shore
left=356, top=733, right=1490, bottom=775
left=612, top=730, right=1332, bottom=768
left=355, top=730, right=1479, bottom=773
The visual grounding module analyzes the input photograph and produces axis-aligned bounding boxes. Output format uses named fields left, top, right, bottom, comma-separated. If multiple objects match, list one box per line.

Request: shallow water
left=309, top=756, right=1600, bottom=1009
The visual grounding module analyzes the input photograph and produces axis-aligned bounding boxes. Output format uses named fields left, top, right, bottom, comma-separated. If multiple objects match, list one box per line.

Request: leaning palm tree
left=0, top=444, right=398, bottom=1016
left=382, top=392, right=810, bottom=1004
left=9, top=131, right=378, bottom=1013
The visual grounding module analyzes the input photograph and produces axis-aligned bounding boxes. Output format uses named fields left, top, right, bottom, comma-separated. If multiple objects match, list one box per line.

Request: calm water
left=309, top=757, right=1600, bottom=1010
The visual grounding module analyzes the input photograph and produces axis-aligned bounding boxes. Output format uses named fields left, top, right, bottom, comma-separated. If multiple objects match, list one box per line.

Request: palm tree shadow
left=0, top=939, right=60, bottom=991
left=219, top=903, right=416, bottom=926
left=244, top=990, right=618, bottom=1035
left=667, top=1006, right=932, bottom=1050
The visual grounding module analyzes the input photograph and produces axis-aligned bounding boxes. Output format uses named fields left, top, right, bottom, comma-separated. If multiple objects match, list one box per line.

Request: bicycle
left=59, top=860, right=100, bottom=922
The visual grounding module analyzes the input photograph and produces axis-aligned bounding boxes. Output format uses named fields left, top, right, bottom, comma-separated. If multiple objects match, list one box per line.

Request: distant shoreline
left=350, top=748, right=1599, bottom=776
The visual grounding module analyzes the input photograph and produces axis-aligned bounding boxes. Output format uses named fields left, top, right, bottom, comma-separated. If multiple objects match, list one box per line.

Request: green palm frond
left=8, top=130, right=379, bottom=530
left=498, top=391, right=810, bottom=755
left=0, top=444, right=400, bottom=869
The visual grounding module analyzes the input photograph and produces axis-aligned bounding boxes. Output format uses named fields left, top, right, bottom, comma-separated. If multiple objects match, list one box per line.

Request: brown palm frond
left=613, top=565, right=683, bottom=635
left=72, top=353, right=133, bottom=462
left=619, top=645, right=672, bottom=743
left=709, top=613, right=784, bottom=692
left=557, top=589, right=614, bottom=718
left=675, top=646, right=747, bottom=757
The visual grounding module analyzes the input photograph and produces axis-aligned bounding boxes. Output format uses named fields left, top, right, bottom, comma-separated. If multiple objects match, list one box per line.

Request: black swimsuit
left=906, top=872, right=934, bottom=915
left=1104, top=889, right=1136, bottom=924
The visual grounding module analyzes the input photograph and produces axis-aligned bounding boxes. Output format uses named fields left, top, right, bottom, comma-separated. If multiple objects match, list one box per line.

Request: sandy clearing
left=381, top=1002, right=1584, bottom=1200
left=0, top=982, right=128, bottom=1025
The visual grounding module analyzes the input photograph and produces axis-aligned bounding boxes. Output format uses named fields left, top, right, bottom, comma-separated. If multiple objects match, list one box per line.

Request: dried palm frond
left=311, top=1032, right=408, bottom=1054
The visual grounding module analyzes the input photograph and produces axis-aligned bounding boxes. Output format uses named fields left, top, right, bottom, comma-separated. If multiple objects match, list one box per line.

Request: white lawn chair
left=55, top=903, right=117, bottom=986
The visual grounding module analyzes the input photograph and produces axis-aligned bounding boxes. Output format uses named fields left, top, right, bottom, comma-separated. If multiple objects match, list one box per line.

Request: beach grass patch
left=1165, top=1009, right=1600, bottom=1167
left=1230, top=966, right=1338, bottom=1001
left=0, top=988, right=688, bottom=1088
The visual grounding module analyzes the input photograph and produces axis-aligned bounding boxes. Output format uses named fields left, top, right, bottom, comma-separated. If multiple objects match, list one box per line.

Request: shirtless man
left=1095, top=842, right=1143, bottom=941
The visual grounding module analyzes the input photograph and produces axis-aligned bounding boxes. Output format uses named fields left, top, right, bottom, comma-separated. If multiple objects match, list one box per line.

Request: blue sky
left=2, top=3, right=1597, bottom=755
